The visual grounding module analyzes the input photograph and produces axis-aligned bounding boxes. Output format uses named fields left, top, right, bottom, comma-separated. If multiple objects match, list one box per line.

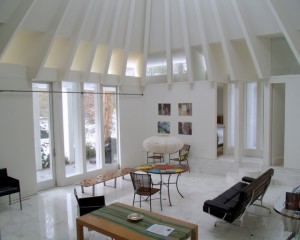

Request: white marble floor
left=0, top=168, right=299, bottom=240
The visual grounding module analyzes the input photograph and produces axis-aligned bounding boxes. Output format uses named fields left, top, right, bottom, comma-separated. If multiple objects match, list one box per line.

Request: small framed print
left=158, top=103, right=171, bottom=116
left=178, top=103, right=192, bottom=116
left=178, top=122, right=192, bottom=135
left=158, top=121, right=170, bottom=134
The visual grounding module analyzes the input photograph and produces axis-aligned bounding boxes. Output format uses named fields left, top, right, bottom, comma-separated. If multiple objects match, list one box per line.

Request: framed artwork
left=178, top=103, right=192, bottom=116
left=178, top=122, right=192, bottom=135
left=158, top=121, right=170, bottom=134
left=285, top=192, right=300, bottom=210
left=158, top=103, right=171, bottom=116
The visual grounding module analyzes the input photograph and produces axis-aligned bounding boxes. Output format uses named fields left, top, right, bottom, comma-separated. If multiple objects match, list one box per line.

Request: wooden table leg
left=76, top=220, right=84, bottom=240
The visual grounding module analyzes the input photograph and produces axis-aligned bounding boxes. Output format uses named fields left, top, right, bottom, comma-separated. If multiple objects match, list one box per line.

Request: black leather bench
left=203, top=168, right=274, bottom=225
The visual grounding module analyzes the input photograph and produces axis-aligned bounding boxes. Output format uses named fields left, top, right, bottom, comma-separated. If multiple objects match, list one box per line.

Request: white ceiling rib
left=121, top=0, right=136, bottom=79
left=85, top=0, right=110, bottom=82
left=63, top=0, right=94, bottom=81
left=164, top=0, right=172, bottom=85
left=141, top=0, right=152, bottom=86
left=211, top=0, right=235, bottom=81
left=178, top=0, right=193, bottom=84
left=104, top=1, right=123, bottom=81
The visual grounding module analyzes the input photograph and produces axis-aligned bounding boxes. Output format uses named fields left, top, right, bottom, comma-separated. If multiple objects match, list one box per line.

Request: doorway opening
left=217, top=84, right=224, bottom=157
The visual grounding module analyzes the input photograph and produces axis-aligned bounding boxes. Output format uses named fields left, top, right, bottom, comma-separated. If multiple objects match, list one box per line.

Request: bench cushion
left=0, top=186, right=19, bottom=197
left=203, top=182, right=248, bottom=222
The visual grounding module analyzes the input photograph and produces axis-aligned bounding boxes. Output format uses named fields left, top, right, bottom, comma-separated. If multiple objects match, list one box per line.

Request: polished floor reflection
left=0, top=167, right=299, bottom=240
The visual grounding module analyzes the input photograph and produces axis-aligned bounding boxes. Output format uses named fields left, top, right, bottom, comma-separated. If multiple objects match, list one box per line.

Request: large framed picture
left=158, top=121, right=170, bottom=134
left=178, top=103, right=192, bottom=116
left=158, top=103, right=171, bottom=116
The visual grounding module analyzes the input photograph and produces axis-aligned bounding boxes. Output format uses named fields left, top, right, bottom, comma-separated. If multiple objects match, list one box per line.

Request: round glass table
left=274, top=196, right=300, bottom=240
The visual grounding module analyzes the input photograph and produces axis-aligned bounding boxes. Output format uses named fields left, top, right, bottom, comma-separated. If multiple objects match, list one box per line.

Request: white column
left=234, top=81, right=244, bottom=163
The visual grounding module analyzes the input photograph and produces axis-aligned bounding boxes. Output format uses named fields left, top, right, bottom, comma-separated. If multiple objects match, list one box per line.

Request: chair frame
left=74, top=188, right=106, bottom=216
left=169, top=144, right=191, bottom=172
left=130, top=172, right=162, bottom=211
left=0, top=168, right=22, bottom=209
left=146, top=151, right=164, bottom=163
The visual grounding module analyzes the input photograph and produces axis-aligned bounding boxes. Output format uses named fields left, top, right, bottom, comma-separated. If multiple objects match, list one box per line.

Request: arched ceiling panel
left=98, top=0, right=117, bottom=45
left=169, top=0, right=183, bottom=50
left=0, top=0, right=299, bottom=83
left=22, top=0, right=66, bottom=32
left=185, top=0, right=202, bottom=47
left=215, top=0, right=243, bottom=41
left=129, top=0, right=146, bottom=52
left=56, top=0, right=88, bottom=38
left=148, top=0, right=166, bottom=53
left=79, top=0, right=105, bottom=41
left=272, top=0, right=300, bottom=30
left=236, top=0, right=280, bottom=37
left=199, top=0, right=219, bottom=44
left=0, top=0, right=23, bottom=23
left=114, top=0, right=130, bottom=48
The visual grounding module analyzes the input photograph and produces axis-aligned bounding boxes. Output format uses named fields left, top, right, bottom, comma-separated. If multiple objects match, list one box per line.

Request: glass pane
left=62, top=82, right=82, bottom=176
left=33, top=83, right=53, bottom=182
left=84, top=83, right=100, bottom=171
left=103, top=87, right=118, bottom=164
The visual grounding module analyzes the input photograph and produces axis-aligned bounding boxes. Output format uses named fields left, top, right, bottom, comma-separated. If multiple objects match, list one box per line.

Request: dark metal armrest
left=242, top=176, right=255, bottom=183
left=204, top=200, right=231, bottom=213
left=1, top=176, right=20, bottom=188
left=78, top=196, right=105, bottom=206
left=80, top=205, right=105, bottom=209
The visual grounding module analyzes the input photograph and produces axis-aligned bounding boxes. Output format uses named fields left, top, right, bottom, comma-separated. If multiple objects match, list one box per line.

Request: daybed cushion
left=203, top=182, right=248, bottom=223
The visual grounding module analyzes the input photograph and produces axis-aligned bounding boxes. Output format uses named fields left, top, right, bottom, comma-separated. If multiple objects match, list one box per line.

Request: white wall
left=1, top=62, right=300, bottom=204
left=269, top=75, right=300, bottom=169
left=119, top=85, right=145, bottom=167
left=284, top=77, right=300, bottom=169
left=271, top=83, right=285, bottom=166
left=142, top=81, right=217, bottom=160
left=0, top=64, right=37, bottom=200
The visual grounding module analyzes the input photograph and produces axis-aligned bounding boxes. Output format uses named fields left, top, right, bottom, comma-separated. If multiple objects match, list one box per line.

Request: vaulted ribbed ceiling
left=0, top=0, right=299, bottom=85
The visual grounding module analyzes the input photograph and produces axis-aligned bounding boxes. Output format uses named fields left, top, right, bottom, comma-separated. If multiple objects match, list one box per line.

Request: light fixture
left=143, top=135, right=183, bottom=154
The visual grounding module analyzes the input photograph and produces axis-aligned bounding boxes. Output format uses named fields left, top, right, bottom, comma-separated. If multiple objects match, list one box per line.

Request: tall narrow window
left=245, top=82, right=257, bottom=149
left=32, top=83, right=53, bottom=182
left=84, top=83, right=101, bottom=171
left=103, top=87, right=118, bottom=164
left=62, top=82, right=82, bottom=177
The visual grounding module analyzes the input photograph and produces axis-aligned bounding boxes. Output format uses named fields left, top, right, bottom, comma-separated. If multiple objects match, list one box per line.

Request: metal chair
left=130, top=172, right=162, bottom=211
left=169, top=144, right=191, bottom=172
left=74, top=188, right=105, bottom=216
left=146, top=151, right=164, bottom=163
left=0, top=168, right=22, bottom=209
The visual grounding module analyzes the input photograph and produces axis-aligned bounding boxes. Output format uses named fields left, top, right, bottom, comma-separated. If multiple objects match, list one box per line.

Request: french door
left=32, top=83, right=56, bottom=190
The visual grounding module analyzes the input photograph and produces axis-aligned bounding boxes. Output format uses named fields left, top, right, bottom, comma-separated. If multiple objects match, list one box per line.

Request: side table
left=274, top=196, right=300, bottom=240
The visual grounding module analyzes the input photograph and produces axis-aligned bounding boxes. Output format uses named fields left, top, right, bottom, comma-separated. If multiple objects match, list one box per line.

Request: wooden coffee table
left=76, top=202, right=198, bottom=240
